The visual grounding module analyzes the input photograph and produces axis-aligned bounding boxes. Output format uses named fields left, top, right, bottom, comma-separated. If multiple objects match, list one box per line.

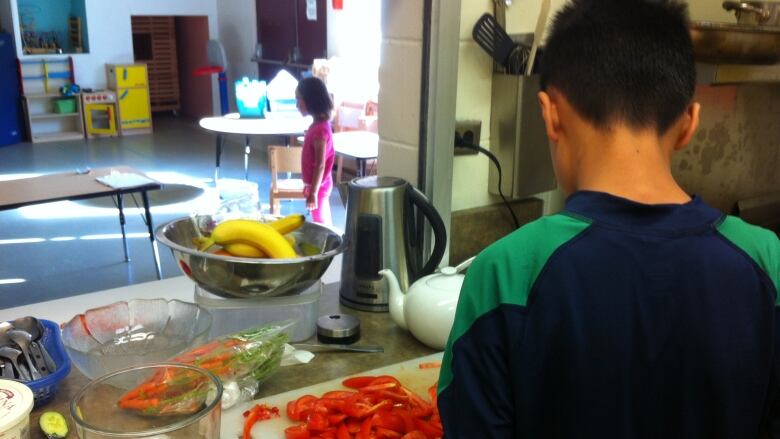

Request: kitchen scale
left=193, top=281, right=321, bottom=342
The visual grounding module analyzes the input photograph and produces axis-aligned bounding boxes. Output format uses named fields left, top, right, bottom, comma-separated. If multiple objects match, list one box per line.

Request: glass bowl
left=71, top=362, right=222, bottom=438
left=62, top=299, right=212, bottom=379
left=155, top=215, right=345, bottom=299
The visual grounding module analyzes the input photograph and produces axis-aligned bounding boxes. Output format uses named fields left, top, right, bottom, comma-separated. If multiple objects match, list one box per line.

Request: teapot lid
left=421, top=267, right=465, bottom=291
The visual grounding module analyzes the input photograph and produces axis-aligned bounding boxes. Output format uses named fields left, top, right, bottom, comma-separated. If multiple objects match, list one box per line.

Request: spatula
left=472, top=13, right=517, bottom=70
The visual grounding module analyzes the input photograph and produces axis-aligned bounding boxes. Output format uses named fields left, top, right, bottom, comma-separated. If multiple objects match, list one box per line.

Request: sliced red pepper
left=357, top=414, right=376, bottom=439
left=413, top=418, right=443, bottom=438
left=373, top=410, right=405, bottom=433
left=418, top=362, right=441, bottom=369
left=400, top=432, right=428, bottom=439
left=368, top=376, right=401, bottom=387
left=375, top=426, right=403, bottom=438
left=397, top=410, right=416, bottom=433
left=358, top=382, right=398, bottom=393
left=308, top=411, right=330, bottom=431
left=322, top=390, right=358, bottom=400
left=243, top=404, right=280, bottom=439
left=336, top=422, right=353, bottom=439
left=289, top=394, right=318, bottom=421
left=329, top=413, right=348, bottom=425
left=346, top=418, right=362, bottom=434
left=243, top=408, right=260, bottom=439
left=342, top=376, right=376, bottom=389
left=285, top=423, right=311, bottom=439
left=343, top=394, right=392, bottom=419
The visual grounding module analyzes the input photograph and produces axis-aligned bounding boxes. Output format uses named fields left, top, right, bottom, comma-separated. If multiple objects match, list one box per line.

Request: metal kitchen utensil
left=13, top=316, right=56, bottom=373
left=723, top=1, right=780, bottom=26
left=473, top=13, right=528, bottom=74
left=0, top=346, right=30, bottom=381
left=689, top=21, right=780, bottom=64
left=10, top=328, right=50, bottom=376
left=291, top=343, right=384, bottom=353
left=0, top=360, right=12, bottom=379
left=7, top=330, right=41, bottom=379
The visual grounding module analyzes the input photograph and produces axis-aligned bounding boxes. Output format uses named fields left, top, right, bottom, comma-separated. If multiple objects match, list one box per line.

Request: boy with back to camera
left=438, top=0, right=780, bottom=437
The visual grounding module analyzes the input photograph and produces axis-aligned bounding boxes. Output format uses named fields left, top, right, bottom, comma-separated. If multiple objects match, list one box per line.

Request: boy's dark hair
left=539, top=0, right=695, bottom=135
left=296, top=76, right=334, bottom=121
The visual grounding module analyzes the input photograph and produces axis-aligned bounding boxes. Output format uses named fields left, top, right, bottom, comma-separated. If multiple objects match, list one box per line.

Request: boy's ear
left=538, top=91, right=560, bottom=143
left=674, top=102, right=701, bottom=151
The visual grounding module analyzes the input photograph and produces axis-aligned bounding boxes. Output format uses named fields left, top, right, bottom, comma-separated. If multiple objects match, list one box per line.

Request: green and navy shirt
left=439, top=190, right=780, bottom=438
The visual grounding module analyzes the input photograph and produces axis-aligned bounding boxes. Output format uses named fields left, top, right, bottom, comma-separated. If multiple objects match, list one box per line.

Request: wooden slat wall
left=131, top=16, right=181, bottom=112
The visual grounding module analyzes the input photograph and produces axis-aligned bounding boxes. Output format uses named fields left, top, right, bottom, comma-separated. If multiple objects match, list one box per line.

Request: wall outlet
left=454, top=120, right=481, bottom=156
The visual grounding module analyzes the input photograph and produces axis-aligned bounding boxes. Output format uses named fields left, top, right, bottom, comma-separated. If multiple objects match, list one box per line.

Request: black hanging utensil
left=473, top=13, right=525, bottom=73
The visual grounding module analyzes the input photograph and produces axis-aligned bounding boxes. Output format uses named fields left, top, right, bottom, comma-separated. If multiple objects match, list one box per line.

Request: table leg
left=215, top=133, right=224, bottom=182
left=244, top=135, right=251, bottom=181
left=358, top=159, right=367, bottom=177
left=116, top=193, right=130, bottom=262
left=142, top=190, right=162, bottom=280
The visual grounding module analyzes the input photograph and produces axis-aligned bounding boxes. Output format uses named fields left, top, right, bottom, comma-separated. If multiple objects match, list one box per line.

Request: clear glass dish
left=61, top=299, right=213, bottom=379
left=71, top=362, right=222, bottom=438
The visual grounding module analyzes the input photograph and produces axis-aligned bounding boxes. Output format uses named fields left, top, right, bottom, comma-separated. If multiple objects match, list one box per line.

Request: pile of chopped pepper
left=267, top=375, right=442, bottom=439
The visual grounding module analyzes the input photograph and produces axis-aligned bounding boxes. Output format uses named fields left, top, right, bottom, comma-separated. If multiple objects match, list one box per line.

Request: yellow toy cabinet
left=106, top=64, right=153, bottom=135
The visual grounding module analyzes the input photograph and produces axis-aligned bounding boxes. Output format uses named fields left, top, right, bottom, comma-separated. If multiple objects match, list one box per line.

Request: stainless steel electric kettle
left=339, top=176, right=447, bottom=312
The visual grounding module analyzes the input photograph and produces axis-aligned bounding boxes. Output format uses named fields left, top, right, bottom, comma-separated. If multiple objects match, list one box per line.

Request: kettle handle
left=405, top=185, right=447, bottom=279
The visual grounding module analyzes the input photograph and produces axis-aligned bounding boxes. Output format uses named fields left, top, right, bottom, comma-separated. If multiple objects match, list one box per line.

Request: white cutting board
left=221, top=352, right=444, bottom=438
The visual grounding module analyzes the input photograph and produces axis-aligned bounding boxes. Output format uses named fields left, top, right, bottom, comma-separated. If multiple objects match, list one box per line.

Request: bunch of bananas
left=195, top=214, right=305, bottom=259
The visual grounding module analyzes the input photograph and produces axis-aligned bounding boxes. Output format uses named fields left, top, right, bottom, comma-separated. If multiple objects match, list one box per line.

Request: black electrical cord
left=455, top=133, right=520, bottom=229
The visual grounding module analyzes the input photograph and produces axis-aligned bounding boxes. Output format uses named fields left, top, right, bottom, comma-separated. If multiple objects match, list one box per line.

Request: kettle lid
left=352, top=176, right=406, bottom=189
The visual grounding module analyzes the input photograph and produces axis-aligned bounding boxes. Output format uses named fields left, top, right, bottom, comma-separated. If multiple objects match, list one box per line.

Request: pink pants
left=310, top=189, right=332, bottom=225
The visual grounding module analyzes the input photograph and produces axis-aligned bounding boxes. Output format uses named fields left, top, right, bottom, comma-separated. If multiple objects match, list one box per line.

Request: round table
left=199, top=113, right=312, bottom=181
left=333, top=131, right=379, bottom=179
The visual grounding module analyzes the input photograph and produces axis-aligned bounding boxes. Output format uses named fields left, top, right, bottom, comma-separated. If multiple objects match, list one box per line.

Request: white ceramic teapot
left=378, top=257, right=474, bottom=350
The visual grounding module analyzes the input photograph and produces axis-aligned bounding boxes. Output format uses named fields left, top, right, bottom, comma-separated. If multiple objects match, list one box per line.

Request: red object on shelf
left=194, top=65, right=224, bottom=76
left=333, top=0, right=343, bottom=10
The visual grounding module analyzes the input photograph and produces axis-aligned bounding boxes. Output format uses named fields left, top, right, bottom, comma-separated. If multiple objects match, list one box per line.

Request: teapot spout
left=378, top=269, right=408, bottom=330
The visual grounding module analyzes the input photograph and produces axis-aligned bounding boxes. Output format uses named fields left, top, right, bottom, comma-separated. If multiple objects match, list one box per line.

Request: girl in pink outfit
left=296, top=77, right=335, bottom=225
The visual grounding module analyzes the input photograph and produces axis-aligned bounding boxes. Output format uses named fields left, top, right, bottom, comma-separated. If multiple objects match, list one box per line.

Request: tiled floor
left=0, top=116, right=346, bottom=309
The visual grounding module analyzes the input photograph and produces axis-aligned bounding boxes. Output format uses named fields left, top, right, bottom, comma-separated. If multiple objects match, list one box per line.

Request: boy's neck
left=573, top=125, right=691, bottom=205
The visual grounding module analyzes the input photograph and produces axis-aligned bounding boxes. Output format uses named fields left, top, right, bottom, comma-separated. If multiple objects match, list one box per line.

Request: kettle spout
left=378, top=269, right=408, bottom=330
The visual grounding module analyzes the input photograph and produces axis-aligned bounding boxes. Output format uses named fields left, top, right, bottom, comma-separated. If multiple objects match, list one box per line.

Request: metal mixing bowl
left=155, top=216, right=345, bottom=299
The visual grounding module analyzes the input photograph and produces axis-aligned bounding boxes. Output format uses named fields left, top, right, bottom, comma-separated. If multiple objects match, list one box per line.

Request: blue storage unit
left=0, top=33, right=22, bottom=146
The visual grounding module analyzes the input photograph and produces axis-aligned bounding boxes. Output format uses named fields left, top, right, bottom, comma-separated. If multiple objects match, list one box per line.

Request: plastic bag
left=118, top=320, right=293, bottom=416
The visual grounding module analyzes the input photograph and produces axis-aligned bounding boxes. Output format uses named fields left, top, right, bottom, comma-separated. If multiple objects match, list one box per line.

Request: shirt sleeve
left=438, top=254, right=518, bottom=438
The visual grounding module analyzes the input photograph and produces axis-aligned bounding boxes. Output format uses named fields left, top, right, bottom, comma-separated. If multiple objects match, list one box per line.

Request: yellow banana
left=269, top=214, right=305, bottom=234
left=209, top=219, right=297, bottom=259
left=192, top=236, right=212, bottom=248
left=223, top=242, right=266, bottom=258
left=284, top=234, right=296, bottom=247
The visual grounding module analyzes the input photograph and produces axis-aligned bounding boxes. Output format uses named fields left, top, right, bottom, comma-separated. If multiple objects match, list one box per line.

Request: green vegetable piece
left=40, top=411, right=69, bottom=438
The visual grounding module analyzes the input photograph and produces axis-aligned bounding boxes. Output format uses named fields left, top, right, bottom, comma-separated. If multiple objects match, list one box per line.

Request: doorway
left=131, top=15, right=212, bottom=121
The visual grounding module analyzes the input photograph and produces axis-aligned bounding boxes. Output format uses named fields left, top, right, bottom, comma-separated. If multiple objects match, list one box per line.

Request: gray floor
left=0, top=116, right=346, bottom=309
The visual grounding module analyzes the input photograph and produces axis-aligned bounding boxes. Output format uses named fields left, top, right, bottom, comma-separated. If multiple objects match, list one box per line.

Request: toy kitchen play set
left=81, top=90, right=118, bottom=138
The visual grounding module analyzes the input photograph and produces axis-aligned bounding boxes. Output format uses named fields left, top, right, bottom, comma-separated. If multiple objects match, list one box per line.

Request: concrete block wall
left=377, top=0, right=423, bottom=186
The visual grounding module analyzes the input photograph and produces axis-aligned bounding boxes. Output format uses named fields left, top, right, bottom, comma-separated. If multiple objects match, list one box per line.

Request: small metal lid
left=317, top=314, right=360, bottom=341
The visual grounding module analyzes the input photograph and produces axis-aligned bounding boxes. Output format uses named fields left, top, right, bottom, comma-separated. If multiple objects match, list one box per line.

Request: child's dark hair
left=539, top=0, right=695, bottom=135
left=296, top=77, right=334, bottom=121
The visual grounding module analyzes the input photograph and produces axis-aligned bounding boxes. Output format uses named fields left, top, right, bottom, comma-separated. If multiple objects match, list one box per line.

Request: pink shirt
left=301, top=120, right=335, bottom=195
